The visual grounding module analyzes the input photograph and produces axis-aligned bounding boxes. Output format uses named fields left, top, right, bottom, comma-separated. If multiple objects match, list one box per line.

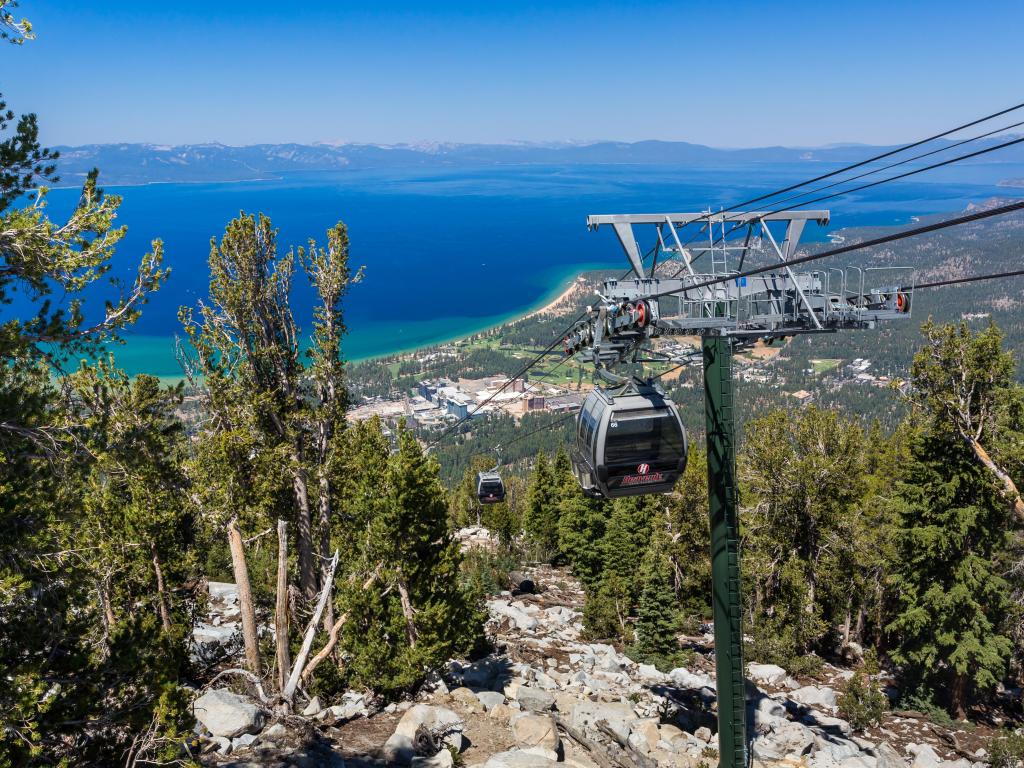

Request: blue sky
left=4, top=0, right=1023, bottom=148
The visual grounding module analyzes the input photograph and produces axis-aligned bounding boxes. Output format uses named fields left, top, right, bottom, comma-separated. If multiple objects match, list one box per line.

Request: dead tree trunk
left=291, top=452, right=317, bottom=600
left=396, top=577, right=419, bottom=649
left=275, top=520, right=291, bottom=697
left=151, top=544, right=172, bottom=633
left=283, top=550, right=339, bottom=704
left=228, top=516, right=261, bottom=675
left=302, top=569, right=379, bottom=683
left=101, top=572, right=116, bottom=630
left=966, top=436, right=1024, bottom=520
left=317, top=470, right=335, bottom=632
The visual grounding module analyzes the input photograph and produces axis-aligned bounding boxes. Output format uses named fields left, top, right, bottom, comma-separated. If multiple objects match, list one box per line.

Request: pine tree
left=907, top=320, right=1024, bottom=520
left=666, top=447, right=710, bottom=620
left=582, top=495, right=658, bottom=641
left=0, top=22, right=177, bottom=760
left=630, top=529, right=681, bottom=669
left=741, top=406, right=869, bottom=659
left=887, top=428, right=1013, bottom=719
left=523, top=452, right=560, bottom=559
left=552, top=446, right=574, bottom=489
left=601, top=495, right=659, bottom=593
left=557, top=491, right=608, bottom=589
left=338, top=425, right=483, bottom=697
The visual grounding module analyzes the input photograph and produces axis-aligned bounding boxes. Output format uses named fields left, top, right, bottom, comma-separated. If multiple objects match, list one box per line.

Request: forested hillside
left=477, top=318, right=1024, bottom=721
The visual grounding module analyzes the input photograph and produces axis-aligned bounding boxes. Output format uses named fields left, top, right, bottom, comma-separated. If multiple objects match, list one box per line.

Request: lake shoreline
left=107, top=266, right=596, bottom=385
left=345, top=269, right=594, bottom=365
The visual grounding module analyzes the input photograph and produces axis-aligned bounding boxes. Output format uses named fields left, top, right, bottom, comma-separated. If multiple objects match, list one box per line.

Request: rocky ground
left=188, top=562, right=1008, bottom=768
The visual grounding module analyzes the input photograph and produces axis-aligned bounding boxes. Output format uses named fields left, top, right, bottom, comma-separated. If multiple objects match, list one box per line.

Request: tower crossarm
left=564, top=208, right=915, bottom=367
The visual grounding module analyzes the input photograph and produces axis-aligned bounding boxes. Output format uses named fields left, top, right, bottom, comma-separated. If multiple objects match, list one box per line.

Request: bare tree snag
left=283, top=550, right=338, bottom=703
left=151, top=543, right=172, bottom=633
left=275, top=519, right=291, bottom=696
left=227, top=516, right=261, bottom=675
left=318, top=479, right=335, bottom=632
left=291, top=455, right=317, bottom=599
left=302, top=569, right=379, bottom=683
left=100, top=572, right=116, bottom=631
left=396, top=576, right=419, bottom=649
left=966, top=436, right=1024, bottom=521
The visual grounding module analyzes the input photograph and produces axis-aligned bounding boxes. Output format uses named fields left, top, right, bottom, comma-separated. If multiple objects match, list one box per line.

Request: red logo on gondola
left=637, top=463, right=650, bottom=475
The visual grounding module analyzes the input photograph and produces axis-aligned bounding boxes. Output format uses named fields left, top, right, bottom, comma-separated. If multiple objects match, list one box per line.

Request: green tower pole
left=702, top=333, right=747, bottom=768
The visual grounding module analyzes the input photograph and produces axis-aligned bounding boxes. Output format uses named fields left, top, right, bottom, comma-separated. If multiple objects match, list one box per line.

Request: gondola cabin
left=476, top=471, right=506, bottom=504
left=571, top=384, right=687, bottom=499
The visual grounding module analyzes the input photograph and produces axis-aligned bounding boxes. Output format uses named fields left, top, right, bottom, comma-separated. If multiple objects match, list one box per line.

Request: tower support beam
left=703, top=334, right=747, bottom=768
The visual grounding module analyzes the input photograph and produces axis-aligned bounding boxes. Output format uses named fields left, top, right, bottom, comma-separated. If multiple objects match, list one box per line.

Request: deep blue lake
left=25, top=161, right=1024, bottom=379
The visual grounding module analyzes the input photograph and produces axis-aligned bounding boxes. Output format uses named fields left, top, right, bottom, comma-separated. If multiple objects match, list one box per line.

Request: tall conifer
left=887, top=430, right=1013, bottom=719
left=630, top=528, right=681, bottom=668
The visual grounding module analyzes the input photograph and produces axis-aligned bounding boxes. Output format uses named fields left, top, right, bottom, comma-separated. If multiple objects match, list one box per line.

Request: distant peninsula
left=998, top=178, right=1024, bottom=188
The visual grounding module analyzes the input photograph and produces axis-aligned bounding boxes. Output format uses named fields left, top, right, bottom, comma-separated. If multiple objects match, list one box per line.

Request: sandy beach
left=521, top=276, right=590, bottom=321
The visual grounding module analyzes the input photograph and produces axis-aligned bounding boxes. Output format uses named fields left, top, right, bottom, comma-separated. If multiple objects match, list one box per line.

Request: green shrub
left=899, top=685, right=955, bottom=728
left=989, top=730, right=1024, bottom=768
left=460, top=547, right=517, bottom=597
left=745, top=627, right=823, bottom=679
left=837, top=671, right=888, bottom=731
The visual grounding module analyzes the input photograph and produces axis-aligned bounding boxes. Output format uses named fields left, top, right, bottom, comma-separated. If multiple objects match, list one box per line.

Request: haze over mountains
left=52, top=135, right=1024, bottom=186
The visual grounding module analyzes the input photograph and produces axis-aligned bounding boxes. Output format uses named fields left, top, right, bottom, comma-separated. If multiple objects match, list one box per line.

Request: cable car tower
left=566, top=209, right=915, bottom=768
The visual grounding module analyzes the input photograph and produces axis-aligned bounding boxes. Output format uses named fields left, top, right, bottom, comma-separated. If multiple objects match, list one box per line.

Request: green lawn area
left=810, top=358, right=842, bottom=374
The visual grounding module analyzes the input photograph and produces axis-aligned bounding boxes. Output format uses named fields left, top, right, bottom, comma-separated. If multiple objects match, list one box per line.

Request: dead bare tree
left=227, top=516, right=261, bottom=675
left=282, top=550, right=339, bottom=704
left=275, top=520, right=291, bottom=696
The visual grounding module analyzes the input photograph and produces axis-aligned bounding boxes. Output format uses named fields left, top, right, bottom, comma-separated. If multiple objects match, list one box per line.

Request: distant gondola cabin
left=476, top=471, right=506, bottom=504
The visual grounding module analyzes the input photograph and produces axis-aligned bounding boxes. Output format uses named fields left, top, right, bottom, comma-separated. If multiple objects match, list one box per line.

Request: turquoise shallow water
left=104, top=261, right=605, bottom=382
left=19, top=162, right=1024, bottom=379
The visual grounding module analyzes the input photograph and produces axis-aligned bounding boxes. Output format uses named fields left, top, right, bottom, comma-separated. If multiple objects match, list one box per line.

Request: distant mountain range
left=50, top=136, right=1024, bottom=186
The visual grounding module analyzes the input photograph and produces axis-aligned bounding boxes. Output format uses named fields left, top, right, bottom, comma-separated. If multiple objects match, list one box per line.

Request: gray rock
left=207, top=581, right=239, bottom=602
left=907, top=744, right=941, bottom=768
left=302, top=696, right=322, bottom=717
left=752, top=695, right=788, bottom=732
left=844, top=759, right=878, bottom=768
left=190, top=623, right=243, bottom=664
left=695, top=726, right=713, bottom=743
left=629, top=719, right=661, bottom=753
left=489, top=600, right=540, bottom=631
left=512, top=713, right=561, bottom=760
left=450, top=686, right=486, bottom=712
left=209, top=735, right=232, bottom=755
left=791, top=685, right=839, bottom=711
left=570, top=700, right=637, bottom=744
left=412, top=750, right=455, bottom=768
left=452, top=657, right=507, bottom=690
left=263, top=723, right=288, bottom=740
left=748, top=663, right=789, bottom=685
left=532, top=671, right=558, bottom=691
left=476, top=691, right=506, bottom=711
left=384, top=704, right=464, bottom=764
left=322, top=703, right=364, bottom=721
left=232, top=733, right=258, bottom=750
left=637, top=663, right=669, bottom=682
left=803, top=710, right=853, bottom=736
left=192, top=689, right=264, bottom=738
left=753, top=720, right=816, bottom=759
left=669, top=667, right=715, bottom=690
left=817, top=735, right=862, bottom=760
left=484, top=750, right=560, bottom=768
left=514, top=686, right=556, bottom=712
